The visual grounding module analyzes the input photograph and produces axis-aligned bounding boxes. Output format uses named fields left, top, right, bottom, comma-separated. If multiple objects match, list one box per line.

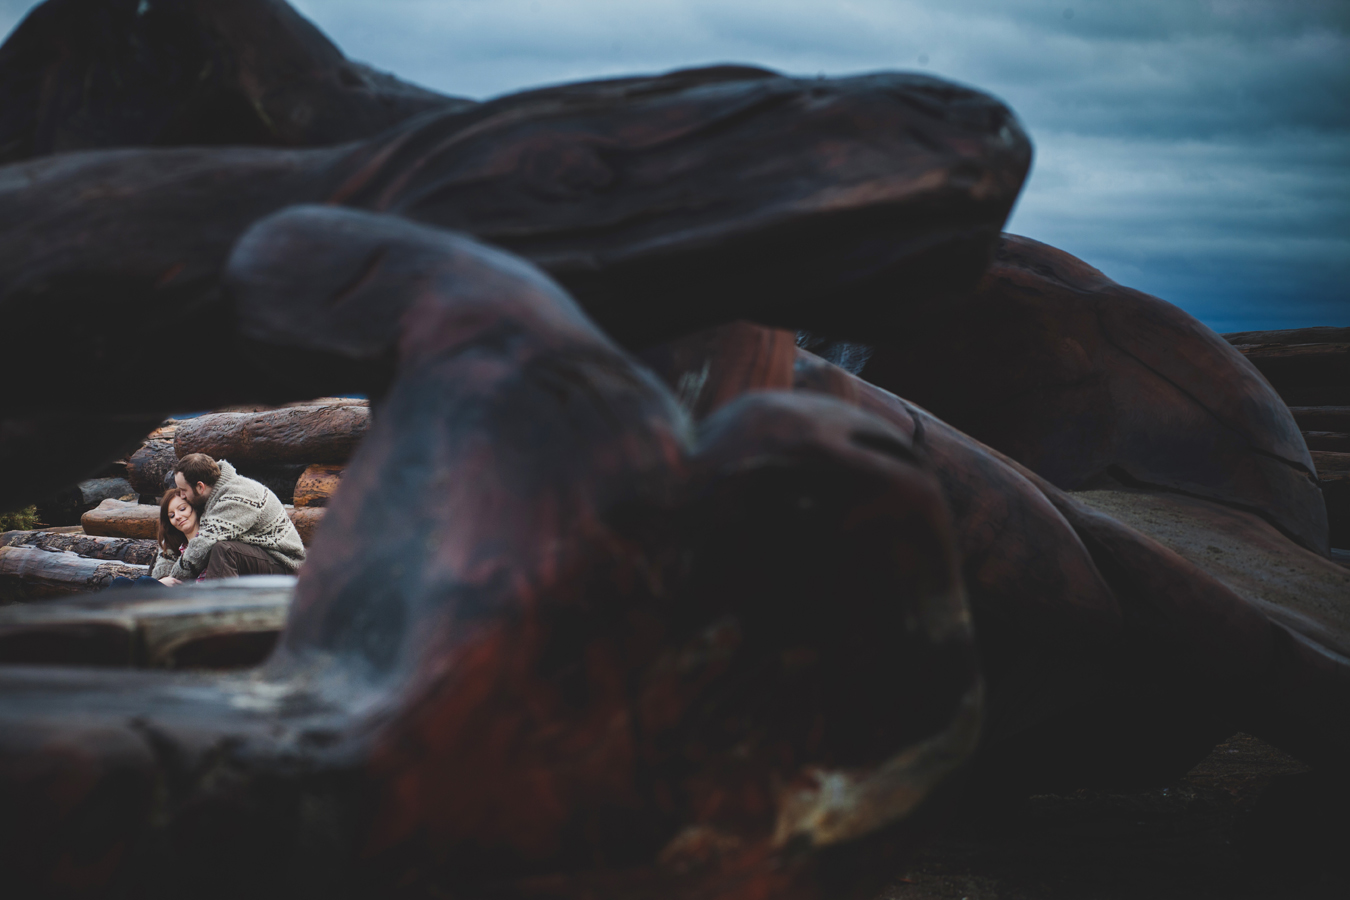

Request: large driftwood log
left=0, top=63, right=1029, bottom=510
left=0, top=545, right=147, bottom=602
left=0, top=576, right=291, bottom=667
left=788, top=349, right=1350, bottom=781
left=644, top=327, right=1123, bottom=771
left=1225, top=327, right=1350, bottom=407
left=125, top=437, right=179, bottom=496
left=211, top=397, right=371, bottom=413
left=1312, top=450, right=1350, bottom=478
left=81, top=498, right=325, bottom=543
left=1291, top=406, right=1350, bottom=433
left=0, top=530, right=157, bottom=565
left=130, top=440, right=308, bottom=502
left=843, top=234, right=1327, bottom=555
left=1304, top=431, right=1350, bottom=452
left=175, top=405, right=370, bottom=464
left=293, top=464, right=341, bottom=508
left=641, top=318, right=1350, bottom=787
left=238, top=463, right=308, bottom=505
left=79, top=499, right=159, bottom=539
left=1313, top=451, right=1350, bottom=548
left=130, top=406, right=367, bottom=497
left=0, top=64, right=1029, bottom=418
left=0, top=210, right=979, bottom=899
left=0, top=0, right=473, bottom=164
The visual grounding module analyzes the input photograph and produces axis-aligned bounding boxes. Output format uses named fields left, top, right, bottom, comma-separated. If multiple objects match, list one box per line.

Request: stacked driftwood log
left=0, top=2, right=1345, bottom=899
left=1224, top=326, right=1350, bottom=560
left=0, top=400, right=360, bottom=600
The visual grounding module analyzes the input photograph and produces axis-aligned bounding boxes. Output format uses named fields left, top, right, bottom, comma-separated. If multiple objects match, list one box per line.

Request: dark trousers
left=109, top=575, right=163, bottom=589
left=202, top=541, right=292, bottom=579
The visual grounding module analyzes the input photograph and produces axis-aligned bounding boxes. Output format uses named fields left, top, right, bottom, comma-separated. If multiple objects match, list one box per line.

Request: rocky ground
left=881, top=733, right=1348, bottom=900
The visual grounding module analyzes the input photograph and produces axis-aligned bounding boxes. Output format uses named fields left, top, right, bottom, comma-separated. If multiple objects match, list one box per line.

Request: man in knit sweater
left=162, top=453, right=306, bottom=582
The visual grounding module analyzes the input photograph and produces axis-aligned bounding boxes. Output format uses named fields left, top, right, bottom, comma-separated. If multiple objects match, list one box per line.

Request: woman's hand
left=159, top=576, right=182, bottom=586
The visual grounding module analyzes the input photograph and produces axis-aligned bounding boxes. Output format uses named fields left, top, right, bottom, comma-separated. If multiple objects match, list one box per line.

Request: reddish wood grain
left=0, top=209, right=980, bottom=898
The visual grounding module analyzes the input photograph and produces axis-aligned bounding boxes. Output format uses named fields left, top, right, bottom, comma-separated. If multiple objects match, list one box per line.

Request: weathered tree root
left=0, top=209, right=979, bottom=898
left=639, top=321, right=1349, bottom=789
left=791, top=347, right=1350, bottom=786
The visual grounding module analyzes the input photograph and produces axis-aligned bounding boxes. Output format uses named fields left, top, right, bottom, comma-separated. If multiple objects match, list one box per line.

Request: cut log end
left=293, top=464, right=341, bottom=508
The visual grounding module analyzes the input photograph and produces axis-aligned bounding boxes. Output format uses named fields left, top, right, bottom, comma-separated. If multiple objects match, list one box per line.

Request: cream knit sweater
left=152, top=460, right=305, bottom=579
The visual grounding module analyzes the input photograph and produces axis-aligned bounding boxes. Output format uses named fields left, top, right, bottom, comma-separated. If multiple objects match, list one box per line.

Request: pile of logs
left=1224, top=326, right=1350, bottom=556
left=0, top=400, right=360, bottom=600
left=0, top=530, right=151, bottom=602
left=121, top=399, right=366, bottom=506
left=0, top=2, right=1345, bottom=899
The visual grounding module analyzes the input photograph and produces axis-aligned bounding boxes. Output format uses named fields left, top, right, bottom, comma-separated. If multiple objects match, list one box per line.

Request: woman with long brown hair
left=150, top=487, right=202, bottom=585
left=108, top=488, right=204, bottom=589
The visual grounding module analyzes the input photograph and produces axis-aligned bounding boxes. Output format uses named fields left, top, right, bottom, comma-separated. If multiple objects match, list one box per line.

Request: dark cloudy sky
left=4, top=1, right=1347, bottom=332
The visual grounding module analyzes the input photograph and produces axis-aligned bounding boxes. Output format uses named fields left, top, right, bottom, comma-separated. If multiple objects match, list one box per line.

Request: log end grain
left=293, top=464, right=342, bottom=508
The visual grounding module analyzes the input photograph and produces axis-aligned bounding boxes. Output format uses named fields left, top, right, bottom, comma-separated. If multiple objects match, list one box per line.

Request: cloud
left=1010, top=129, right=1350, bottom=332
left=2, top=0, right=1346, bottom=331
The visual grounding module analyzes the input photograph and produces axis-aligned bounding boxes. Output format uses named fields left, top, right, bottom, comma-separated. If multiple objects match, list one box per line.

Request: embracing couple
left=142, top=453, right=306, bottom=586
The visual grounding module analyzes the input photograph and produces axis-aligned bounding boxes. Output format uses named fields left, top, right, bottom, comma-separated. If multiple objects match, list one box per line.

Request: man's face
left=174, top=472, right=208, bottom=504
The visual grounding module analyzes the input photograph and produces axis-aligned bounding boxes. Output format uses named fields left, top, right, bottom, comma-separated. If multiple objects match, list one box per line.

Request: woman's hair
left=158, top=488, right=195, bottom=555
